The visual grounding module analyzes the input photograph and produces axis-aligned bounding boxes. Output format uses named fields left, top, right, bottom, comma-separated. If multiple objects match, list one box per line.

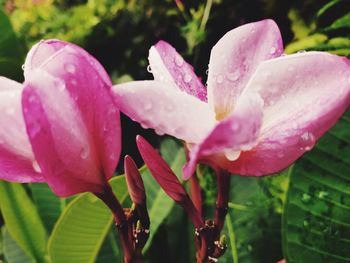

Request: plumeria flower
left=111, top=19, right=350, bottom=179
left=0, top=40, right=121, bottom=196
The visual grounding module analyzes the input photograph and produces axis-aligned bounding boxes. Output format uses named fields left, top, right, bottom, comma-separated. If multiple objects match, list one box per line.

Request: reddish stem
left=94, top=185, right=135, bottom=263
left=190, top=174, right=203, bottom=217
left=214, top=169, right=230, bottom=238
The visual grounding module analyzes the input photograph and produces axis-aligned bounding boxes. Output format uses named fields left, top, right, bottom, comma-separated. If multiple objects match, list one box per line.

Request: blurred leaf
left=0, top=182, right=46, bottom=263
left=326, top=13, right=350, bottom=31
left=283, top=110, right=350, bottom=262
left=2, top=227, right=31, bottom=263
left=48, top=176, right=128, bottom=263
left=0, top=8, right=24, bottom=80
left=142, top=137, right=186, bottom=252
left=285, top=34, right=328, bottom=54
left=222, top=170, right=290, bottom=263
left=31, top=183, right=64, bottom=233
left=95, top=231, right=121, bottom=263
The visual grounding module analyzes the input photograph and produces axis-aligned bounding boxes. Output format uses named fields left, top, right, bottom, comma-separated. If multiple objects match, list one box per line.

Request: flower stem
left=214, top=169, right=230, bottom=238
left=95, top=185, right=136, bottom=263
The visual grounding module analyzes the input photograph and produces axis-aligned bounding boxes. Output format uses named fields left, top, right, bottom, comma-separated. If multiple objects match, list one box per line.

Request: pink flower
left=111, top=19, right=350, bottom=179
left=0, top=40, right=121, bottom=196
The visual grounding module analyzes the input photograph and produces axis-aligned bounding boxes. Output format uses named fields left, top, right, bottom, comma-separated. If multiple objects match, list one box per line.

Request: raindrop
left=147, top=65, right=152, bottom=73
left=270, top=47, right=276, bottom=54
left=297, top=50, right=306, bottom=54
left=318, top=191, right=328, bottom=199
left=155, top=129, right=165, bottom=136
left=80, top=147, right=89, bottom=159
left=205, top=69, right=209, bottom=75
left=175, top=55, right=184, bottom=67
left=230, top=122, right=240, bottom=131
left=32, top=160, right=41, bottom=173
left=216, top=75, right=224, bottom=84
left=299, top=132, right=315, bottom=151
left=21, top=64, right=25, bottom=71
left=226, top=70, right=240, bottom=81
left=301, top=193, right=311, bottom=203
left=65, top=63, right=76, bottom=74
left=144, top=101, right=152, bottom=111
left=141, top=123, right=149, bottom=129
left=71, top=79, right=77, bottom=86
left=184, top=73, right=192, bottom=83
left=58, top=83, right=66, bottom=92
left=224, top=150, right=240, bottom=161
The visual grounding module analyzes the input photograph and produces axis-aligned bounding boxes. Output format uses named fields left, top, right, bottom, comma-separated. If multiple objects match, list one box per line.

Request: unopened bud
left=124, top=155, right=146, bottom=205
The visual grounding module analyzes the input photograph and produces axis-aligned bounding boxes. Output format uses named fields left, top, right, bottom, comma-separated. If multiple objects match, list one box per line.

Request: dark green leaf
left=283, top=110, right=350, bottom=263
left=2, top=227, right=31, bottom=263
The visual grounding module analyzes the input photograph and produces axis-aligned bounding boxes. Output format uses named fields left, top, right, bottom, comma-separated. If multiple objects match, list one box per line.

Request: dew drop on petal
left=270, top=47, right=276, bottom=54
left=155, top=129, right=165, bottom=136
left=224, top=150, right=241, bottom=161
left=144, top=101, right=152, bottom=111
left=184, top=73, right=192, bottom=83
left=297, top=50, right=306, bottom=54
left=226, top=70, right=240, bottom=81
left=299, top=132, right=315, bottom=151
left=32, top=160, right=41, bottom=173
left=21, top=64, right=25, bottom=71
left=205, top=69, right=209, bottom=75
left=65, top=63, right=76, bottom=74
left=216, top=75, right=224, bottom=84
left=80, top=147, right=89, bottom=159
left=175, top=55, right=184, bottom=67
left=147, top=65, right=152, bottom=73
left=231, top=122, right=240, bottom=131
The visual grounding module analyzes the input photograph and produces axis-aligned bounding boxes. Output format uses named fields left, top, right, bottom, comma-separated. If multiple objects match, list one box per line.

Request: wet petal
left=22, top=70, right=105, bottom=196
left=183, top=92, right=264, bottom=179
left=207, top=19, right=283, bottom=120
left=0, top=77, right=43, bottom=182
left=149, top=40, right=207, bottom=101
left=111, top=81, right=216, bottom=144
left=34, top=43, right=120, bottom=181
left=229, top=52, right=350, bottom=175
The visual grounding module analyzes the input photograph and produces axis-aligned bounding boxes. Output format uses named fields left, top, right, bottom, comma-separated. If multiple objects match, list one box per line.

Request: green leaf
left=326, top=13, right=350, bottom=31
left=2, top=227, right=31, bottom=263
left=31, top=183, right=64, bottom=233
left=142, top=137, right=186, bottom=252
left=0, top=8, right=24, bottom=81
left=222, top=170, right=290, bottom=263
left=0, top=182, right=47, bottom=263
left=48, top=176, right=128, bottom=263
left=283, top=110, right=350, bottom=263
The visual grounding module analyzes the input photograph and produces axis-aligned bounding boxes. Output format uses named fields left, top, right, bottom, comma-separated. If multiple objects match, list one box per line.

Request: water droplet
left=230, top=122, right=240, bottom=131
left=65, top=63, right=76, bottom=74
left=301, top=193, right=311, bottom=203
left=297, top=50, right=306, bottom=54
left=205, top=69, right=209, bottom=75
left=58, top=83, right=66, bottom=92
left=21, top=64, right=25, bottom=71
left=318, top=191, right=328, bottom=199
left=226, top=70, right=240, bottom=81
left=141, top=123, right=148, bottom=129
left=147, top=65, right=152, bottom=73
left=184, top=73, right=192, bottom=83
left=32, top=160, right=41, bottom=173
left=144, top=101, right=152, bottom=111
left=80, top=147, right=89, bottom=159
left=71, top=79, right=77, bottom=86
left=216, top=75, right=224, bottom=84
left=299, top=132, right=315, bottom=151
left=155, top=129, right=165, bottom=136
left=270, top=47, right=276, bottom=54
left=224, top=150, right=241, bottom=161
left=175, top=55, right=184, bottom=66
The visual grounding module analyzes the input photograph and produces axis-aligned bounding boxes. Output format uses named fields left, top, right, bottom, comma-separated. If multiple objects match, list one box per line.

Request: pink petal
left=207, top=19, right=283, bottom=120
left=24, top=39, right=112, bottom=86
left=148, top=40, right=207, bottom=101
left=33, top=43, right=120, bottom=181
left=22, top=70, right=107, bottom=196
left=111, top=81, right=216, bottom=143
left=183, top=92, right=264, bottom=179
left=229, top=52, right=350, bottom=175
left=136, top=135, right=203, bottom=228
left=0, top=77, right=43, bottom=182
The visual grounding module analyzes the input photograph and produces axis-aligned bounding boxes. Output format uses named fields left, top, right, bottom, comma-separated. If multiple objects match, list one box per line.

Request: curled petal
left=183, top=92, right=264, bottom=179
left=149, top=40, right=207, bottom=101
left=207, top=19, right=283, bottom=120
left=229, top=52, right=350, bottom=175
left=111, top=81, right=216, bottom=144
left=22, top=70, right=105, bottom=196
left=33, top=42, right=120, bottom=181
left=136, top=135, right=203, bottom=228
left=124, top=155, right=146, bottom=205
left=0, top=77, right=43, bottom=182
